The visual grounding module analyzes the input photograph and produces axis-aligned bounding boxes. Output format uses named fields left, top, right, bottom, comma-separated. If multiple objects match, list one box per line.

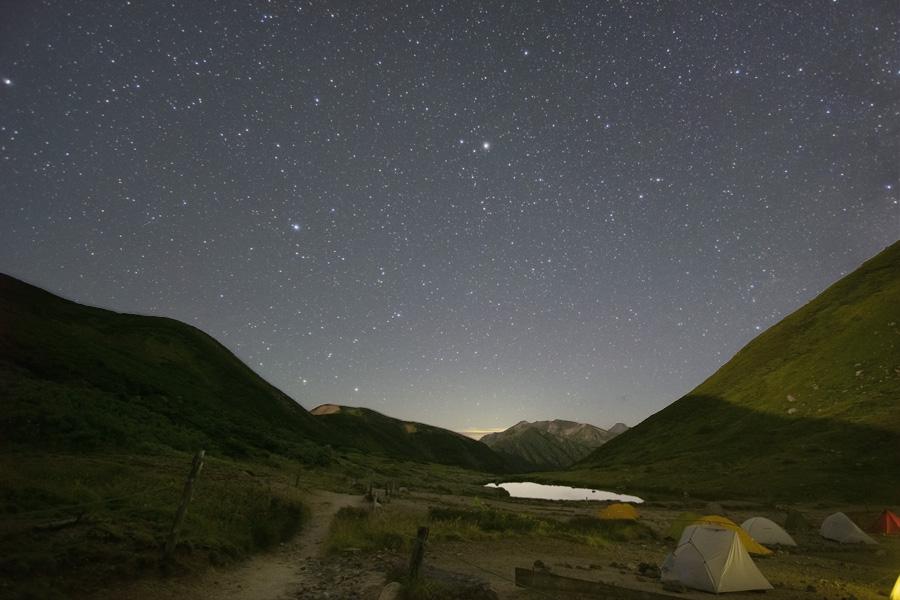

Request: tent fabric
left=871, top=509, right=900, bottom=535
left=785, top=509, right=811, bottom=531
left=891, top=573, right=900, bottom=600
left=597, top=503, right=639, bottom=520
left=820, top=512, right=878, bottom=544
left=741, top=517, right=797, bottom=546
left=661, top=524, right=773, bottom=593
left=692, top=515, right=773, bottom=555
left=665, top=511, right=701, bottom=540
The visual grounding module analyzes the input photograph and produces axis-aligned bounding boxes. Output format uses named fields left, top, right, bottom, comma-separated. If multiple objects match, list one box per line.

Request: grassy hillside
left=311, top=405, right=511, bottom=473
left=569, top=242, right=900, bottom=504
left=0, top=273, right=325, bottom=461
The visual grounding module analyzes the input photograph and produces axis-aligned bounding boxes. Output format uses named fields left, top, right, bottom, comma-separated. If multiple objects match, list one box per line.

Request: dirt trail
left=103, top=489, right=367, bottom=600
left=196, top=489, right=362, bottom=600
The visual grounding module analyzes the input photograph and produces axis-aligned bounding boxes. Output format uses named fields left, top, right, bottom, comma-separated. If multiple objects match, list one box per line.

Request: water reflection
left=485, top=482, right=643, bottom=503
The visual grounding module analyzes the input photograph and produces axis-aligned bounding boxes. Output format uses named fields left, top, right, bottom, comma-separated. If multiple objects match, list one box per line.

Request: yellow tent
left=598, top=503, right=639, bottom=520
left=692, top=515, right=772, bottom=555
left=891, top=573, right=899, bottom=600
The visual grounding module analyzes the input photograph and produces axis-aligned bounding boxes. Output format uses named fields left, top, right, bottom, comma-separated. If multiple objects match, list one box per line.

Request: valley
left=1, top=243, right=898, bottom=598
left=83, top=476, right=898, bottom=600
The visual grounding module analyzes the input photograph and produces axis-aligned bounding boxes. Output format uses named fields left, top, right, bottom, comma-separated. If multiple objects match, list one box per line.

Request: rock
left=806, top=584, right=817, bottom=593
left=387, top=563, right=498, bottom=599
left=662, top=580, right=687, bottom=593
left=533, top=559, right=546, bottom=570
left=378, top=581, right=401, bottom=600
left=638, top=562, right=661, bottom=578
left=704, top=502, right=725, bottom=516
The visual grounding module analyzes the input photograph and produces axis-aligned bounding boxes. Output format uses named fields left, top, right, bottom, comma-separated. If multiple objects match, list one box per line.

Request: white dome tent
left=741, top=516, right=797, bottom=546
left=661, top=524, right=773, bottom=594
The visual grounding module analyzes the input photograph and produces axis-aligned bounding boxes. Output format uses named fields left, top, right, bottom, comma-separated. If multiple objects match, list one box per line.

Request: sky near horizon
left=1, top=2, right=897, bottom=436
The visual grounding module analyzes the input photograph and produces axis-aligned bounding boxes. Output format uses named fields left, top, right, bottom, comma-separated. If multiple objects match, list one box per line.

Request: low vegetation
left=0, top=450, right=314, bottom=599
left=323, top=503, right=656, bottom=555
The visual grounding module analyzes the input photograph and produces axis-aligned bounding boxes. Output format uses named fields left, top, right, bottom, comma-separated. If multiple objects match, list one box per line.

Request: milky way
left=1, top=2, right=897, bottom=435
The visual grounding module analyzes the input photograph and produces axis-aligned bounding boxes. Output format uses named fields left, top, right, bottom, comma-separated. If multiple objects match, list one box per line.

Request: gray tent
left=820, top=512, right=877, bottom=544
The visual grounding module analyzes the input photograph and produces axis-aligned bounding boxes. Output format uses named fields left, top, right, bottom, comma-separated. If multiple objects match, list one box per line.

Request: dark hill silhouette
left=0, top=273, right=322, bottom=459
left=0, top=274, right=511, bottom=472
left=572, top=241, right=900, bottom=503
left=311, top=404, right=511, bottom=472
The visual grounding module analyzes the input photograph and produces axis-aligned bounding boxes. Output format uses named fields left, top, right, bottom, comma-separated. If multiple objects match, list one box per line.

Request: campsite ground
left=91, top=487, right=898, bottom=600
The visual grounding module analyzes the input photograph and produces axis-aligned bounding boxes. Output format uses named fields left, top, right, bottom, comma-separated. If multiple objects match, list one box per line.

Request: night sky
left=1, top=2, right=897, bottom=437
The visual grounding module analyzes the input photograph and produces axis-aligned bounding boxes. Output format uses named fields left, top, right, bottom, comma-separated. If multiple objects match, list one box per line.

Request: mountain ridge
left=481, top=419, right=627, bottom=471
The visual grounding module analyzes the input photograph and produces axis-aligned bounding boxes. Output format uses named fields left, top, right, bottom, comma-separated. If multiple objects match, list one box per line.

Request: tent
left=665, top=511, right=701, bottom=540
left=692, top=515, right=772, bottom=555
left=820, top=512, right=878, bottom=544
left=741, top=517, right=797, bottom=546
left=661, top=524, right=773, bottom=594
left=891, top=573, right=900, bottom=600
left=597, top=503, right=639, bottom=520
left=785, top=509, right=811, bottom=531
left=871, top=509, right=900, bottom=535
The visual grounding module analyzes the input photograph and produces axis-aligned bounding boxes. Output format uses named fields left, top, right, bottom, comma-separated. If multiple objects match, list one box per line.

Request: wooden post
left=409, top=526, right=429, bottom=580
left=164, top=450, right=204, bottom=560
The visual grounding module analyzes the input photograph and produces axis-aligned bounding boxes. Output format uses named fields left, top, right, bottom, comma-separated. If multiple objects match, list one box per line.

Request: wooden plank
left=163, top=449, right=205, bottom=560
left=515, top=568, right=682, bottom=600
left=409, top=526, right=429, bottom=579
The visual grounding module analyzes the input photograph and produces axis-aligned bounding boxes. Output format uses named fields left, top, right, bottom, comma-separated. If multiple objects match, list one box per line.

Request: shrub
left=428, top=508, right=545, bottom=535
left=557, top=516, right=656, bottom=543
left=324, top=507, right=410, bottom=553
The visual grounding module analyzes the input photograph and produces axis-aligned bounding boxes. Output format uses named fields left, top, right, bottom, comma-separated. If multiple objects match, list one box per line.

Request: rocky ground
left=96, top=488, right=899, bottom=600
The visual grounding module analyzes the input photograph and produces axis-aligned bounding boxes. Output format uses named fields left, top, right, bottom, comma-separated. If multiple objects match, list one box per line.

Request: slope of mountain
left=0, top=274, right=514, bottom=473
left=311, top=404, right=511, bottom=472
left=571, top=242, right=900, bottom=503
left=481, top=419, right=627, bottom=471
left=0, top=273, right=326, bottom=459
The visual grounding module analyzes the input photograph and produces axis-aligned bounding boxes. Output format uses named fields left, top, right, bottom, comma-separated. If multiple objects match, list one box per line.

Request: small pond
left=484, top=482, right=643, bottom=503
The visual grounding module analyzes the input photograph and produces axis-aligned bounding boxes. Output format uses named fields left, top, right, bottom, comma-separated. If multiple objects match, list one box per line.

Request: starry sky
left=1, top=2, right=897, bottom=437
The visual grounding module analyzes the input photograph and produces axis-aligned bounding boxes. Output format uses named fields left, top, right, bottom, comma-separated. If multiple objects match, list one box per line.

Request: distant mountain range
left=569, top=241, right=900, bottom=504
left=480, top=419, right=628, bottom=471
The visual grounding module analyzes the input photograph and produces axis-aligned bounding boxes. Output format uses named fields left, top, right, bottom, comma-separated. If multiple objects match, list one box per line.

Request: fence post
left=163, top=449, right=205, bottom=561
left=409, top=526, right=429, bottom=580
